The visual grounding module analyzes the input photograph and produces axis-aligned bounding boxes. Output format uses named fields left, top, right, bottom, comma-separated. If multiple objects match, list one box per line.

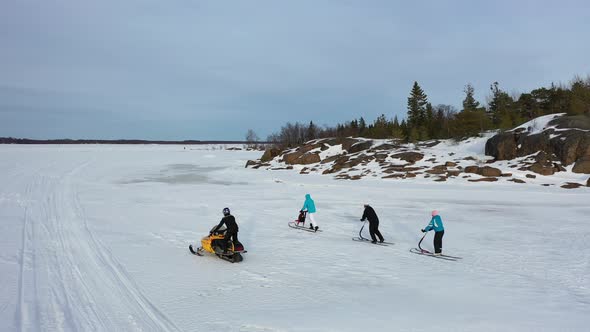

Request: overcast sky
left=1, top=0, right=589, bottom=140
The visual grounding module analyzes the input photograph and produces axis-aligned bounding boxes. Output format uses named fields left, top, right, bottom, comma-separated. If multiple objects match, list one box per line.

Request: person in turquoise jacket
left=301, top=194, right=319, bottom=232
left=421, top=210, right=444, bottom=254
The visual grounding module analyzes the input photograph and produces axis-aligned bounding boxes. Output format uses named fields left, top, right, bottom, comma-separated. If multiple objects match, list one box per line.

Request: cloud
left=1, top=0, right=589, bottom=139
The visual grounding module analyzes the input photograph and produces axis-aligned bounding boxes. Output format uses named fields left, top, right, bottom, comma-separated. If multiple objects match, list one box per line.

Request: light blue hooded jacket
left=301, top=194, right=316, bottom=213
left=424, top=215, right=444, bottom=232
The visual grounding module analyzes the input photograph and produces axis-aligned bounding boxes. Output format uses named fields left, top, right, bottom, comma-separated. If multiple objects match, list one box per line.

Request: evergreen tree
left=306, top=121, right=317, bottom=141
left=407, top=81, right=429, bottom=128
left=488, top=82, right=515, bottom=128
left=569, top=78, right=590, bottom=115
left=462, top=83, right=480, bottom=112
left=359, top=117, right=367, bottom=136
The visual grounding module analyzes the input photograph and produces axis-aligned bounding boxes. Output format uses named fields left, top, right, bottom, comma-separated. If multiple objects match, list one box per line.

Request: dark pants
left=369, top=222, right=384, bottom=242
left=221, top=231, right=238, bottom=252
left=434, top=231, right=444, bottom=254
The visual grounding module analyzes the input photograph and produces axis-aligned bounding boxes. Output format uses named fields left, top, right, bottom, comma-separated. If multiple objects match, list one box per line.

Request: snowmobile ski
left=409, top=248, right=460, bottom=261
left=288, top=221, right=322, bottom=232
left=352, top=237, right=393, bottom=246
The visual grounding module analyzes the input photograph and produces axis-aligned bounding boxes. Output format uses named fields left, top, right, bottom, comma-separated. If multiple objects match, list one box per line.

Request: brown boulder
left=572, top=155, right=590, bottom=174
left=529, top=162, right=555, bottom=176
left=320, top=154, right=340, bottom=164
left=485, top=132, right=518, bottom=160
left=282, top=151, right=303, bottom=164
left=561, top=182, right=583, bottom=189
left=245, top=160, right=258, bottom=168
left=382, top=173, right=404, bottom=179
left=447, top=170, right=461, bottom=177
left=405, top=172, right=417, bottom=178
left=550, top=131, right=590, bottom=165
left=445, top=161, right=457, bottom=167
left=526, top=174, right=536, bottom=179
left=480, top=166, right=502, bottom=177
left=298, top=142, right=324, bottom=154
left=501, top=173, right=512, bottom=177
left=372, top=143, right=400, bottom=151
left=517, top=132, right=551, bottom=157
left=392, top=152, right=424, bottom=163
left=294, top=153, right=321, bottom=165
left=261, top=148, right=282, bottom=162
left=465, top=166, right=480, bottom=174
left=508, top=178, right=526, bottom=184
left=402, top=166, right=424, bottom=172
left=468, top=177, right=498, bottom=182
left=348, top=140, right=373, bottom=153
left=426, top=168, right=446, bottom=175
left=434, top=176, right=447, bottom=182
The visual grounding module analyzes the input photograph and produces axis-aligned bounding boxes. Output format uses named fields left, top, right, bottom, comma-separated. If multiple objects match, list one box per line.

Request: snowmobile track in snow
left=13, top=159, right=181, bottom=331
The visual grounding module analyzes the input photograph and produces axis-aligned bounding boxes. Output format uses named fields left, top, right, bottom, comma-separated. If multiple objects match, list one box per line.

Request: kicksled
left=409, top=233, right=462, bottom=261
left=288, top=211, right=322, bottom=232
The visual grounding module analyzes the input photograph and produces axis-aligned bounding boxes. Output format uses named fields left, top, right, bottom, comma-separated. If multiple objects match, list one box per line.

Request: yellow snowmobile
left=189, top=226, right=246, bottom=263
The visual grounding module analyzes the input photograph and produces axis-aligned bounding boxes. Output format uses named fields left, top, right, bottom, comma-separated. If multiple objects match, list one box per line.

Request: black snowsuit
left=212, top=215, right=239, bottom=252
left=361, top=205, right=384, bottom=243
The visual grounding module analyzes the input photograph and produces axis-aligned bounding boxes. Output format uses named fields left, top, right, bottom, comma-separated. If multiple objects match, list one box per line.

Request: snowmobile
left=189, top=225, right=246, bottom=263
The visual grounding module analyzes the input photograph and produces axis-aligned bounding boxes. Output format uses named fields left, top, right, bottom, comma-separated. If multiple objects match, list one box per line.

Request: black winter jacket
left=361, top=206, right=379, bottom=223
left=213, top=215, right=239, bottom=233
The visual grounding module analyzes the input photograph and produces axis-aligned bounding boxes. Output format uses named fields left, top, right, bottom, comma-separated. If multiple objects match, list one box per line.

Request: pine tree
left=306, top=121, right=317, bottom=141
left=407, top=81, right=429, bottom=128
left=359, top=117, right=367, bottom=137
left=462, top=84, right=480, bottom=112
left=488, top=82, right=515, bottom=128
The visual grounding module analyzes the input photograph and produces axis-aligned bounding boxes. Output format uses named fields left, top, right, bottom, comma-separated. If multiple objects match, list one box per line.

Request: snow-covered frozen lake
left=0, top=145, right=588, bottom=332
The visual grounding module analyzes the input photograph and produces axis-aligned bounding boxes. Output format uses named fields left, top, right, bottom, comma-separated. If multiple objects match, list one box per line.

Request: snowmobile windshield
left=210, top=224, right=227, bottom=233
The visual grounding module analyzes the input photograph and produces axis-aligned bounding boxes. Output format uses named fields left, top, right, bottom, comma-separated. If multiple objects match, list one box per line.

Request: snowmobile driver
left=360, top=204, right=385, bottom=244
left=211, top=207, right=239, bottom=253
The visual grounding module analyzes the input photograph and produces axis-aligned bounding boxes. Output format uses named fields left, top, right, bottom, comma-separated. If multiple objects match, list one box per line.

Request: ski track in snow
left=3, top=154, right=180, bottom=332
left=0, top=145, right=589, bottom=331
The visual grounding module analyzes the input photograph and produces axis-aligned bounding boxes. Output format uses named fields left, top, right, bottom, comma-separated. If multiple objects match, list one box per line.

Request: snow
left=1, top=144, right=589, bottom=331
left=511, top=113, right=565, bottom=134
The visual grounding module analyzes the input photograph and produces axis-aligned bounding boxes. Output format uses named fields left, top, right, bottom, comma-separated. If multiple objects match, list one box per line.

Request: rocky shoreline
left=247, top=114, right=590, bottom=189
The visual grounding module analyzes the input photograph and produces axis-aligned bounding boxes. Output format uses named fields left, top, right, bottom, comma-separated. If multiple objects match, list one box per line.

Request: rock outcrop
left=485, top=114, right=590, bottom=174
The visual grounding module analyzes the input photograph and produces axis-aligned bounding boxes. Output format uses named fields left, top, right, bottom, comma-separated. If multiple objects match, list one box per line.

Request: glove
left=421, top=229, right=426, bottom=233
left=360, top=219, right=364, bottom=221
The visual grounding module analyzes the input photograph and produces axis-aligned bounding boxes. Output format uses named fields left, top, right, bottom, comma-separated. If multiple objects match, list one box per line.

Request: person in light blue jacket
left=421, top=210, right=444, bottom=254
left=301, top=194, right=319, bottom=232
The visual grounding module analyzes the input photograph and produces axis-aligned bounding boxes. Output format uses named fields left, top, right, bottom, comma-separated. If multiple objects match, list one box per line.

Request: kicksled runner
left=189, top=225, right=247, bottom=263
left=288, top=211, right=322, bottom=232
left=409, top=233, right=462, bottom=261
left=352, top=220, right=394, bottom=246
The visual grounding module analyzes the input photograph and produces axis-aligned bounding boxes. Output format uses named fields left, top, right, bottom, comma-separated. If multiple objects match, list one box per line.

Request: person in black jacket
left=360, top=204, right=385, bottom=244
left=211, top=207, right=239, bottom=253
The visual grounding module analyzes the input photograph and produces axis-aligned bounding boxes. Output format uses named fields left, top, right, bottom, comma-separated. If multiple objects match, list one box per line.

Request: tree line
left=254, top=75, right=590, bottom=148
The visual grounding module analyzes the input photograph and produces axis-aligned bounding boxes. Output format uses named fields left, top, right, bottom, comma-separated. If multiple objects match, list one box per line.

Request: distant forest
left=0, top=138, right=248, bottom=145
left=266, top=75, right=590, bottom=147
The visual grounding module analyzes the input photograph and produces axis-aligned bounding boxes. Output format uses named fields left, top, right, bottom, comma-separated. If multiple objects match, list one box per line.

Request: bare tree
left=245, top=129, right=259, bottom=149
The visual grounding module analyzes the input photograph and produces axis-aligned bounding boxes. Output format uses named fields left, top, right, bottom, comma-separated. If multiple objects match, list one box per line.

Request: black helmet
left=222, top=207, right=230, bottom=216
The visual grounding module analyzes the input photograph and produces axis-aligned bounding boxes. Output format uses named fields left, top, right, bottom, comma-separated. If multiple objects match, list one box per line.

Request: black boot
left=314, top=226, right=318, bottom=232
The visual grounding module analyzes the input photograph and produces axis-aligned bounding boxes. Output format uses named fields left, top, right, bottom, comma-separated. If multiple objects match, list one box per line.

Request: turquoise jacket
left=424, top=215, right=444, bottom=232
left=301, top=194, right=316, bottom=213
